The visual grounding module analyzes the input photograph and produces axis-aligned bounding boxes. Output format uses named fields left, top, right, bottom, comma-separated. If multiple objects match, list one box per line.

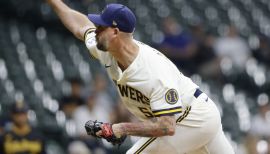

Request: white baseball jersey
left=85, top=30, right=198, bottom=121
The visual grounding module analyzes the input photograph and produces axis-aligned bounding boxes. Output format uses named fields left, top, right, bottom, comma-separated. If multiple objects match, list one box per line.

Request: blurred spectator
left=68, top=77, right=85, bottom=105
left=250, top=101, right=270, bottom=137
left=59, top=96, right=80, bottom=119
left=0, top=101, right=46, bottom=154
left=91, top=73, right=114, bottom=114
left=158, top=17, right=198, bottom=75
left=64, top=74, right=113, bottom=153
left=72, top=94, right=108, bottom=154
left=245, top=100, right=270, bottom=154
left=252, top=35, right=270, bottom=65
left=73, top=94, right=109, bottom=136
left=59, top=77, right=85, bottom=119
left=214, top=25, right=251, bottom=70
left=190, top=24, right=222, bottom=79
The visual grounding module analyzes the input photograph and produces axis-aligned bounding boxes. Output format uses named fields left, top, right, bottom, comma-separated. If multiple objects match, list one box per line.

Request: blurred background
left=0, top=0, right=270, bottom=153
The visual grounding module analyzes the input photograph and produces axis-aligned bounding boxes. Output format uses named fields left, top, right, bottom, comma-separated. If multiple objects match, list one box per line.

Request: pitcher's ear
left=114, top=28, right=119, bottom=35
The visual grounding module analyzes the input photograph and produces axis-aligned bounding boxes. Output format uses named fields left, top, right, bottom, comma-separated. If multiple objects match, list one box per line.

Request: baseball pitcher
left=46, top=0, right=235, bottom=153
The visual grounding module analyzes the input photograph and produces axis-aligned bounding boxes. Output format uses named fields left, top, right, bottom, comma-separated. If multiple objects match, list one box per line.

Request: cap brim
left=87, top=14, right=110, bottom=27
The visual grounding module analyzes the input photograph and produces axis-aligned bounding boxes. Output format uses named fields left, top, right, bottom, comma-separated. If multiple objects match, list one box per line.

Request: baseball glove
left=85, top=120, right=126, bottom=145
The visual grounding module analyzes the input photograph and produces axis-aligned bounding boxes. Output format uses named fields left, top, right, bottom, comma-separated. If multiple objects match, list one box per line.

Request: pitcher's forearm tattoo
left=118, top=116, right=176, bottom=137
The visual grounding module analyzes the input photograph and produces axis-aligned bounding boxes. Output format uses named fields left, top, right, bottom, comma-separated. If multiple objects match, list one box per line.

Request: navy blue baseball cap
left=88, top=4, right=136, bottom=33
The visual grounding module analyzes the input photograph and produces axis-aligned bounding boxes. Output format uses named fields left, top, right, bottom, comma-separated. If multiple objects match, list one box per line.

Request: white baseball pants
left=126, top=94, right=235, bottom=154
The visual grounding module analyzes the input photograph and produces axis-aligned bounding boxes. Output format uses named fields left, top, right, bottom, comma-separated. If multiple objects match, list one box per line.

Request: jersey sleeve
left=150, top=81, right=182, bottom=117
left=84, top=29, right=110, bottom=64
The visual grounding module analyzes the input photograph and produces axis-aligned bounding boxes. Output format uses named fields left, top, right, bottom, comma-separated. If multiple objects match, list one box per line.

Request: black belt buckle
left=194, top=88, right=203, bottom=98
